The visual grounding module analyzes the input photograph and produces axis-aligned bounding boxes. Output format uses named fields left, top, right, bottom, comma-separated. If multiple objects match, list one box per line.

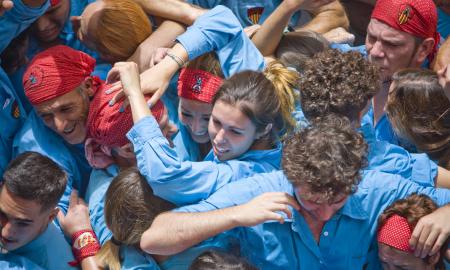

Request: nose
left=35, top=16, right=52, bottom=32
left=53, top=114, right=68, bottom=134
left=191, top=117, right=206, bottom=135
left=1, top=221, right=15, bottom=240
left=214, top=128, right=226, bottom=144
left=368, top=41, right=384, bottom=60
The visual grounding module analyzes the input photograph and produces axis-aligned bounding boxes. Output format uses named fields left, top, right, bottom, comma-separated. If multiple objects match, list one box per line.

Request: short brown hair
left=2, top=152, right=67, bottom=211
left=282, top=115, right=368, bottom=200
left=299, top=49, right=379, bottom=122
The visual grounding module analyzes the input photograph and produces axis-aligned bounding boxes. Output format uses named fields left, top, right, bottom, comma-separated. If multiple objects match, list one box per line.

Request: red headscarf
left=23, top=45, right=97, bottom=105
left=371, top=0, right=439, bottom=63
left=377, top=214, right=414, bottom=253
left=177, top=68, right=223, bottom=104
left=85, top=86, right=165, bottom=168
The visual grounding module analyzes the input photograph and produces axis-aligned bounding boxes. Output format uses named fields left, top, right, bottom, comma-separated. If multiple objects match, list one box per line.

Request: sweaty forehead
left=368, top=19, right=413, bottom=41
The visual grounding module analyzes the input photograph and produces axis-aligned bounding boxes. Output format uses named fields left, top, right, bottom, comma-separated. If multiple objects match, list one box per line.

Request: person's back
left=0, top=152, right=74, bottom=269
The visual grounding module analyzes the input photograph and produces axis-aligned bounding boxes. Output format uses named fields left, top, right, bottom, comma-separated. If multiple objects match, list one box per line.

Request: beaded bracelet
left=166, top=51, right=186, bottom=68
left=68, top=229, right=101, bottom=266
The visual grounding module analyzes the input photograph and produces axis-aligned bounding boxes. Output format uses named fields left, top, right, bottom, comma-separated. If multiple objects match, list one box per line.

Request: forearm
left=251, top=2, right=296, bottom=56
left=128, top=92, right=152, bottom=124
left=140, top=208, right=240, bottom=255
left=129, top=20, right=185, bottom=71
left=80, top=257, right=100, bottom=270
left=134, top=0, right=205, bottom=25
left=436, top=167, right=450, bottom=189
left=297, top=1, right=349, bottom=33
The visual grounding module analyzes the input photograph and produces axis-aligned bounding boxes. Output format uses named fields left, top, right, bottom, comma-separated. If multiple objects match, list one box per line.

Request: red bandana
left=177, top=68, right=223, bottom=104
left=377, top=214, right=414, bottom=253
left=50, top=0, right=61, bottom=7
left=86, top=86, right=165, bottom=148
left=371, top=0, right=440, bottom=63
left=23, top=45, right=96, bottom=105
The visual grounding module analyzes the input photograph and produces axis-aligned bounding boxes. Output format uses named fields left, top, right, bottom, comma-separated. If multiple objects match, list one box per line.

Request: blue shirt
left=127, top=116, right=281, bottom=206
left=4, top=223, right=74, bottom=270
left=12, top=111, right=92, bottom=214
left=438, top=7, right=450, bottom=40
left=186, top=0, right=304, bottom=28
left=0, top=0, right=49, bottom=176
left=179, top=170, right=450, bottom=269
left=0, top=253, right=45, bottom=270
left=170, top=5, right=266, bottom=162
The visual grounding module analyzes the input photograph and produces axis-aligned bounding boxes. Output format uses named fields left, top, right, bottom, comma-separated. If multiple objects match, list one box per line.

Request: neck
left=372, top=81, right=390, bottom=125
left=250, top=138, right=273, bottom=151
left=298, top=207, right=325, bottom=243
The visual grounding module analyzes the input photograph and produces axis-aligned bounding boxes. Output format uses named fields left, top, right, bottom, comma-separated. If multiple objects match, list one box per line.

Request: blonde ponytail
left=264, top=60, right=298, bottom=134
left=96, top=240, right=121, bottom=270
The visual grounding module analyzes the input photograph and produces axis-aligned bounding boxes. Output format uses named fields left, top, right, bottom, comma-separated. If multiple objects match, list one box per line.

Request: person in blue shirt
left=0, top=152, right=74, bottom=270
left=0, top=0, right=48, bottom=176
left=376, top=193, right=448, bottom=270
left=111, top=56, right=296, bottom=205
left=435, top=0, right=450, bottom=39
left=297, top=49, right=450, bottom=188
left=139, top=117, right=450, bottom=270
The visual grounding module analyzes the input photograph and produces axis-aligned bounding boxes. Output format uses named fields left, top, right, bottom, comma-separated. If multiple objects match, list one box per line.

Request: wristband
left=68, top=229, right=101, bottom=266
left=166, top=51, right=186, bottom=69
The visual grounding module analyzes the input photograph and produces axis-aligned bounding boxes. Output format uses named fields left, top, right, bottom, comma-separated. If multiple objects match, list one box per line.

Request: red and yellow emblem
left=11, top=101, right=20, bottom=119
left=398, top=5, right=412, bottom=25
left=247, top=7, right=264, bottom=25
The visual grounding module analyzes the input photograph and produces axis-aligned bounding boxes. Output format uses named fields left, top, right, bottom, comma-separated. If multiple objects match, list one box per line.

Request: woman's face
left=179, top=98, right=212, bottom=144
left=208, top=101, right=261, bottom=161
left=378, top=243, right=436, bottom=270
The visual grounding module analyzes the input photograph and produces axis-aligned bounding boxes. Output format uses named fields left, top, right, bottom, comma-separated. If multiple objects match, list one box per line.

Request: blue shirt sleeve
left=176, top=5, right=265, bottom=77
left=0, top=254, right=45, bottom=270
left=127, top=116, right=235, bottom=206
left=0, top=0, right=49, bottom=53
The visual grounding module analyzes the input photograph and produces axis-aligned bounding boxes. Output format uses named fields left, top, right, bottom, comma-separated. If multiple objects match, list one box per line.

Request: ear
left=80, top=77, right=95, bottom=98
left=414, top=38, right=435, bottom=64
left=256, top=123, right=273, bottom=140
left=47, top=207, right=60, bottom=224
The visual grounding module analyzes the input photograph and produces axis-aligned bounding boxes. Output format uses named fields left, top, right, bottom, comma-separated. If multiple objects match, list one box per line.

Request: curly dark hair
left=299, top=49, right=379, bottom=123
left=282, top=115, right=368, bottom=200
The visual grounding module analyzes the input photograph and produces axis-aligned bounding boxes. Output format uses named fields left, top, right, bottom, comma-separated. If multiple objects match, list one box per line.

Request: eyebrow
left=14, top=218, right=33, bottom=223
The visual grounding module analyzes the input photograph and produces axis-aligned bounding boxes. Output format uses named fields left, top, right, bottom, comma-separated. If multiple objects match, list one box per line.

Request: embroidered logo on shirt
left=247, top=7, right=264, bottom=25
left=192, top=74, right=203, bottom=93
left=11, top=101, right=20, bottom=119
left=398, top=5, right=413, bottom=25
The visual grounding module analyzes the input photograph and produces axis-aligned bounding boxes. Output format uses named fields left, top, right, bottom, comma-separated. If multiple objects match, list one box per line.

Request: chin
left=192, top=135, right=210, bottom=144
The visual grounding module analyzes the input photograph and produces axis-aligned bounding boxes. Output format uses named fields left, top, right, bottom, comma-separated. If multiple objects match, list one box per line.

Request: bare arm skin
left=297, top=0, right=350, bottom=34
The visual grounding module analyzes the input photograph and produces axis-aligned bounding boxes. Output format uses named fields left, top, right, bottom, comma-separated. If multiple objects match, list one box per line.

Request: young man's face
left=365, top=19, right=421, bottom=82
left=294, top=184, right=349, bottom=222
left=0, top=187, right=57, bottom=251
left=35, top=86, right=90, bottom=145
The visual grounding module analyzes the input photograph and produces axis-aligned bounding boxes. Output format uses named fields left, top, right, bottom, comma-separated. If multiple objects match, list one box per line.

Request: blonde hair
left=96, top=168, right=174, bottom=270
left=95, top=0, right=152, bottom=62
left=186, top=52, right=224, bottom=78
left=263, top=60, right=298, bottom=134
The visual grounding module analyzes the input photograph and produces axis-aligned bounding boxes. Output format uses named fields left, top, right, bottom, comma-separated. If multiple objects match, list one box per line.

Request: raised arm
left=251, top=0, right=333, bottom=56
left=133, top=0, right=205, bottom=25
left=140, top=192, right=299, bottom=255
left=296, top=0, right=349, bottom=34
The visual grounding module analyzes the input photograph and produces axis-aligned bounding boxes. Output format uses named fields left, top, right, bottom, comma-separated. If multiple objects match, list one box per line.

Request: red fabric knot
left=377, top=214, right=414, bottom=253
left=68, top=229, right=101, bottom=267
left=371, top=0, right=440, bottom=63
left=23, top=45, right=97, bottom=105
left=177, top=68, right=223, bottom=104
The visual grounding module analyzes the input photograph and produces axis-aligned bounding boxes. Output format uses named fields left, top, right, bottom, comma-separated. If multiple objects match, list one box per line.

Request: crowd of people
left=0, top=0, right=449, bottom=269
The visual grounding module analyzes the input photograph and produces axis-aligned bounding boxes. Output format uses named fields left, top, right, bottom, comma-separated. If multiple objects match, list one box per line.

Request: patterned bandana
left=177, top=68, right=223, bottom=104
left=377, top=214, right=414, bottom=252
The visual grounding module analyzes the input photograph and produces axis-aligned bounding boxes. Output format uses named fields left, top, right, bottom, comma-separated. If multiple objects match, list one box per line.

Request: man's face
left=294, top=184, right=348, bottom=222
left=35, top=87, right=90, bottom=145
left=32, top=0, right=71, bottom=43
left=0, top=188, right=55, bottom=251
left=366, top=19, right=420, bottom=82
left=378, top=243, right=436, bottom=270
